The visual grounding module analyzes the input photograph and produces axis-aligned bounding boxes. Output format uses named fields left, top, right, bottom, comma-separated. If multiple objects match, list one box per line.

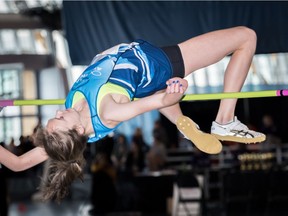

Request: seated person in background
left=147, top=128, right=167, bottom=171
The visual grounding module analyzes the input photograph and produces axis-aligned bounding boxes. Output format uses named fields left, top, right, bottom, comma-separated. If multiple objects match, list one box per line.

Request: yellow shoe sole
left=211, top=133, right=266, bottom=144
left=176, top=116, right=222, bottom=154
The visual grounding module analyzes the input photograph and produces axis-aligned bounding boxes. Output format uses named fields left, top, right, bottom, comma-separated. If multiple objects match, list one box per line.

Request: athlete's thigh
left=178, top=26, right=255, bottom=76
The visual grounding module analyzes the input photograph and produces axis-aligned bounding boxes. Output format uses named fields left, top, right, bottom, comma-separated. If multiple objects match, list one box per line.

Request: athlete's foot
left=176, top=116, right=222, bottom=154
left=211, top=116, right=266, bottom=143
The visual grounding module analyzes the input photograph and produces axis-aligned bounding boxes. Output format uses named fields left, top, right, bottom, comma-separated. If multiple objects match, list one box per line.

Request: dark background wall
left=62, top=1, right=288, bottom=65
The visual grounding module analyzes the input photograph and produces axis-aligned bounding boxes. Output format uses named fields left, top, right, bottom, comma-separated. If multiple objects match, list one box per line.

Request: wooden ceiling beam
left=0, top=13, right=46, bottom=29
left=0, top=54, right=55, bottom=70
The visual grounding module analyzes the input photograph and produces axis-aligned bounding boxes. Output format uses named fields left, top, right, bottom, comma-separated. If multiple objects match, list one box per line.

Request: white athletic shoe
left=176, top=116, right=222, bottom=154
left=211, top=116, right=266, bottom=143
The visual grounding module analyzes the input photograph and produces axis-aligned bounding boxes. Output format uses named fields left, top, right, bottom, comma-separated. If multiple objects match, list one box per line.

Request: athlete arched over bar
left=0, top=26, right=266, bottom=201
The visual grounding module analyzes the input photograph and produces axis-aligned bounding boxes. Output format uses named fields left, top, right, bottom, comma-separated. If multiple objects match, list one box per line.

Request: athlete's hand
left=166, top=77, right=188, bottom=94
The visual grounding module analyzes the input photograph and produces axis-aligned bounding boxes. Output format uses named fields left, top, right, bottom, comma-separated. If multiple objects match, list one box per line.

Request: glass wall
left=0, top=65, right=21, bottom=144
left=0, top=27, right=69, bottom=145
left=0, top=66, right=40, bottom=145
left=0, top=29, right=52, bottom=55
left=185, top=53, right=288, bottom=94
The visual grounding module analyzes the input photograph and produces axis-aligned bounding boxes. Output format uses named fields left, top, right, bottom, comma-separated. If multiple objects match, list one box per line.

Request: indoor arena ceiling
left=0, top=0, right=62, bottom=14
left=0, top=0, right=63, bottom=30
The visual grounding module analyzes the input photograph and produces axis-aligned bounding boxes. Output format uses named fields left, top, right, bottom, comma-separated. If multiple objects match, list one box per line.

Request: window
left=0, top=64, right=38, bottom=145
left=185, top=53, right=288, bottom=94
left=0, top=64, right=22, bottom=143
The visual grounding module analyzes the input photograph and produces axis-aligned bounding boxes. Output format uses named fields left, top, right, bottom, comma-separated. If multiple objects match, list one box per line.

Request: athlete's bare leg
left=178, top=26, right=265, bottom=144
left=178, top=26, right=256, bottom=124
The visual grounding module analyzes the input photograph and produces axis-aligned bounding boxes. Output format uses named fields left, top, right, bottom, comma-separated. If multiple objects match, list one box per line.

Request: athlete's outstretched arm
left=100, top=77, right=188, bottom=125
left=0, top=145, right=48, bottom=172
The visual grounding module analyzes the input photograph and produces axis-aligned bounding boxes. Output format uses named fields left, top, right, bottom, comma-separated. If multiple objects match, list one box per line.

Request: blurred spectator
left=111, top=134, right=128, bottom=172
left=261, top=115, right=281, bottom=140
left=17, top=135, right=35, bottom=155
left=90, top=137, right=117, bottom=215
left=153, top=120, right=168, bottom=146
left=7, top=138, right=18, bottom=155
left=146, top=128, right=167, bottom=171
left=178, top=131, right=193, bottom=150
left=126, top=137, right=146, bottom=175
left=192, top=148, right=211, bottom=169
left=132, top=128, right=150, bottom=154
left=0, top=142, right=8, bottom=216
left=261, top=114, right=281, bottom=150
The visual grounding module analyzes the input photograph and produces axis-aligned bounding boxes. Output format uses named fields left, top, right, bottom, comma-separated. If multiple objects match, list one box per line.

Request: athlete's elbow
left=162, top=94, right=184, bottom=107
left=7, top=164, right=24, bottom=172
left=10, top=167, right=24, bottom=172
left=9, top=163, right=29, bottom=172
left=10, top=158, right=36, bottom=172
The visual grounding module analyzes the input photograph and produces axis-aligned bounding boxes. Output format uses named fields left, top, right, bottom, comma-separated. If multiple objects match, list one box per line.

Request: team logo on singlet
left=91, top=67, right=102, bottom=76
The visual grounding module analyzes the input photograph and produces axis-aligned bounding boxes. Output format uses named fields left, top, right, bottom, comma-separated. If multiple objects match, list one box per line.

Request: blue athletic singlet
left=65, top=40, right=173, bottom=142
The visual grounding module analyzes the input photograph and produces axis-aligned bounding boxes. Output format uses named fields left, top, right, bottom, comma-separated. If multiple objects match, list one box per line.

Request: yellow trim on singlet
left=72, top=91, right=85, bottom=107
left=97, top=82, right=130, bottom=112
left=72, top=82, right=130, bottom=113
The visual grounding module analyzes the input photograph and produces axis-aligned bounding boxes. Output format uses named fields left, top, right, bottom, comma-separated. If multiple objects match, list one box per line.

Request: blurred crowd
left=0, top=114, right=284, bottom=216
left=0, top=119, right=171, bottom=216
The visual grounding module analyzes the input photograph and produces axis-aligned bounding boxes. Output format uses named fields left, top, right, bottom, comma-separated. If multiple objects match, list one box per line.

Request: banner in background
left=63, top=1, right=288, bottom=65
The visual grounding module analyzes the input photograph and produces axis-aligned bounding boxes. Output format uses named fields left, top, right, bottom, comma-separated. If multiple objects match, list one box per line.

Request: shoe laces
left=232, top=118, right=263, bottom=136
left=231, top=118, right=249, bottom=131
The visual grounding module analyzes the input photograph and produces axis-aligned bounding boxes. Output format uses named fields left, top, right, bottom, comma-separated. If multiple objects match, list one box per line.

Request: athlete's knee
left=237, top=26, right=257, bottom=49
left=229, top=26, right=257, bottom=54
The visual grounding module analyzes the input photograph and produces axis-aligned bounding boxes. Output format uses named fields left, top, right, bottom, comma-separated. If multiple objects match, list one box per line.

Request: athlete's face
left=46, top=108, right=81, bottom=132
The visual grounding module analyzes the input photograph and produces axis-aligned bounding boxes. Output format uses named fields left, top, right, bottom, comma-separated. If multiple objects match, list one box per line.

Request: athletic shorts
left=109, top=40, right=185, bottom=98
left=160, top=45, right=185, bottom=78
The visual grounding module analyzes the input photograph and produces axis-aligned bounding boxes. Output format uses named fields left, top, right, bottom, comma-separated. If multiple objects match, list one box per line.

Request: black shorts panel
left=160, top=45, right=185, bottom=78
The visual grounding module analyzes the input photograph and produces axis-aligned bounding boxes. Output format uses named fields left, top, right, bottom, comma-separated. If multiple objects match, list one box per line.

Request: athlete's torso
left=65, top=40, right=172, bottom=142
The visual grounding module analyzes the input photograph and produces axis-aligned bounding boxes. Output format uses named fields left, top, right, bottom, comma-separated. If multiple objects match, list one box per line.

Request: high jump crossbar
left=0, top=89, right=287, bottom=108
